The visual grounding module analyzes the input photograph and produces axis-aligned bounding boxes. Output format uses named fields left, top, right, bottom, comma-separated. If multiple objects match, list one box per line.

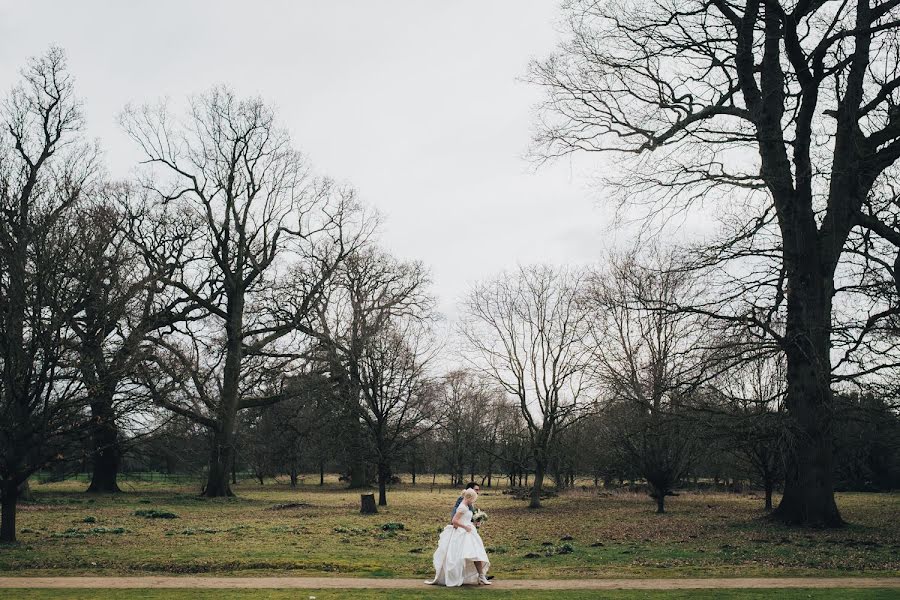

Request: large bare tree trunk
left=1, top=229, right=29, bottom=542
left=775, top=371, right=840, bottom=525
left=654, top=492, right=665, bottom=514
left=338, top=369, right=369, bottom=489
left=775, top=356, right=841, bottom=524
left=343, top=422, right=368, bottom=488
left=289, top=463, right=299, bottom=488
left=348, top=457, right=368, bottom=488
left=0, top=480, right=17, bottom=543
left=203, top=309, right=242, bottom=498
left=529, top=460, right=545, bottom=509
left=87, top=397, right=121, bottom=494
left=377, top=462, right=389, bottom=506
left=204, top=426, right=235, bottom=497
left=773, top=261, right=842, bottom=527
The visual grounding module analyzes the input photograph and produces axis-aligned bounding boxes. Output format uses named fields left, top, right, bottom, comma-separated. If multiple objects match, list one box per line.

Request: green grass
left=6, top=590, right=900, bottom=600
left=2, top=477, right=898, bottom=578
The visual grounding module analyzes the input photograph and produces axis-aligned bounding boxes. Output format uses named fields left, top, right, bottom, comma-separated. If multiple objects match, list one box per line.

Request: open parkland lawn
left=1, top=476, right=898, bottom=599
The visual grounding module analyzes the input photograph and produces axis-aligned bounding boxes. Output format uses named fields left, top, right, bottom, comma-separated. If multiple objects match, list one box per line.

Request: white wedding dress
left=426, top=502, right=490, bottom=586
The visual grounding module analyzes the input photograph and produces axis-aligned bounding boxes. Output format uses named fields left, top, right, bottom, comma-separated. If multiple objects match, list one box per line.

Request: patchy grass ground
left=1, top=477, right=898, bottom=578
left=6, top=590, right=900, bottom=600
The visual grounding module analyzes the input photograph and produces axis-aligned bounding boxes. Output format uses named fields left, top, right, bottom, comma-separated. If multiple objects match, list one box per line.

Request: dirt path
left=0, top=577, right=898, bottom=590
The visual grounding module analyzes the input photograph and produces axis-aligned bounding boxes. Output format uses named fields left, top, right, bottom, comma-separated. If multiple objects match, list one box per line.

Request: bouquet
left=472, top=509, right=488, bottom=524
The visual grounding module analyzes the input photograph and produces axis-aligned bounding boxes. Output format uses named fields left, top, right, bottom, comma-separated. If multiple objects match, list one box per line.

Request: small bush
left=90, top=527, right=126, bottom=535
left=333, top=525, right=366, bottom=536
left=557, top=543, right=575, bottom=554
left=82, top=516, right=97, bottom=524
left=538, top=543, right=575, bottom=557
left=381, top=522, right=405, bottom=531
left=52, top=526, right=128, bottom=538
left=134, top=509, right=179, bottom=519
left=51, top=530, right=86, bottom=539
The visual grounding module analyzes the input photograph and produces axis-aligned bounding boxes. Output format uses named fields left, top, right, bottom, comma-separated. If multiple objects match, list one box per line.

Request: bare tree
left=461, top=265, right=594, bottom=508
left=714, top=351, right=788, bottom=511
left=358, top=321, right=438, bottom=506
left=66, top=186, right=195, bottom=493
left=0, top=48, right=99, bottom=541
left=531, top=0, right=900, bottom=527
left=439, top=369, right=490, bottom=486
left=585, top=252, right=722, bottom=513
left=249, top=372, right=336, bottom=487
left=123, top=87, right=359, bottom=497
left=493, top=398, right=533, bottom=488
left=311, top=247, right=433, bottom=490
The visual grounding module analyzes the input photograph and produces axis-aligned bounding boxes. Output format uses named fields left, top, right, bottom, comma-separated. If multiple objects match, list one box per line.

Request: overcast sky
left=0, top=1, right=623, bottom=319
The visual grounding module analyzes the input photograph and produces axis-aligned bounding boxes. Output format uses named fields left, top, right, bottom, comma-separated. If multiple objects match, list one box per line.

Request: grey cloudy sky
left=0, top=1, right=622, bottom=318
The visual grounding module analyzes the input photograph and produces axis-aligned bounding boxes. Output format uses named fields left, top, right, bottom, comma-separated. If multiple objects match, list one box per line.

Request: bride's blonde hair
left=462, top=489, right=478, bottom=503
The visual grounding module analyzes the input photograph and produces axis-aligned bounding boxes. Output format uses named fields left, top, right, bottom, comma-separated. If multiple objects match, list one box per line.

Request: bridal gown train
left=427, top=503, right=490, bottom=586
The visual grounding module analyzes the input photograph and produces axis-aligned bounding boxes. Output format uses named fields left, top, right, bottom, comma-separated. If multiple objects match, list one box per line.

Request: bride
left=426, top=488, right=491, bottom=586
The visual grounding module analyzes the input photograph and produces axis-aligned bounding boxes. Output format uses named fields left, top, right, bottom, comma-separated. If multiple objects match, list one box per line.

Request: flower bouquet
left=472, top=509, right=488, bottom=524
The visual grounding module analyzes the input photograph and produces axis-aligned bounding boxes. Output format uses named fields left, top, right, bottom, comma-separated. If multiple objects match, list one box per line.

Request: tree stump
left=360, top=493, right=377, bottom=514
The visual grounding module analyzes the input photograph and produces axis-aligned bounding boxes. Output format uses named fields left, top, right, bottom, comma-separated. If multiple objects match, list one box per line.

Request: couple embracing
left=426, top=482, right=492, bottom=587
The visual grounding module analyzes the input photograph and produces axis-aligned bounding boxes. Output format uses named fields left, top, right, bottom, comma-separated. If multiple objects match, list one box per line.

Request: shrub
left=134, top=509, right=179, bottom=519
left=90, top=527, right=126, bottom=535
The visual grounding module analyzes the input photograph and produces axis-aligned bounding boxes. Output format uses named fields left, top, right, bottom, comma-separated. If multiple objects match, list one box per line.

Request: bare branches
left=304, top=242, right=436, bottom=503
left=0, top=47, right=99, bottom=540
left=121, top=86, right=368, bottom=496
left=461, top=264, right=595, bottom=507
left=583, top=248, right=743, bottom=512
left=531, top=0, right=900, bottom=525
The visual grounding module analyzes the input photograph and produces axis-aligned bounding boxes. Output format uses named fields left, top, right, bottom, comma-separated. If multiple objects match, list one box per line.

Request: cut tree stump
left=360, top=493, right=377, bottom=514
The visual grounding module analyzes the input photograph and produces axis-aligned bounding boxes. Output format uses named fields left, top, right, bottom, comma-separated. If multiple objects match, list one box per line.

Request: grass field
left=6, top=590, right=900, bottom=600
left=1, top=476, right=898, bottom=579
